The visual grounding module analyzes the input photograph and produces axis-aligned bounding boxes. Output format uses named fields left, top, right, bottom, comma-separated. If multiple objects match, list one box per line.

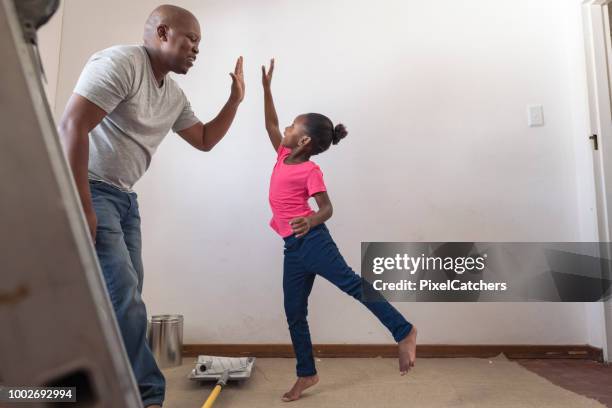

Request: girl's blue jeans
left=283, top=224, right=413, bottom=377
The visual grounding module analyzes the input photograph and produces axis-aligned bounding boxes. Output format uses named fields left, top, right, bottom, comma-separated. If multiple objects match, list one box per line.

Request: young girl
left=262, top=59, right=417, bottom=402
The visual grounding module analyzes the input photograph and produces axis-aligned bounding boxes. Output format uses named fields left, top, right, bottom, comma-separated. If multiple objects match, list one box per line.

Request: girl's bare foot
left=281, top=374, right=319, bottom=402
left=398, top=326, right=417, bottom=375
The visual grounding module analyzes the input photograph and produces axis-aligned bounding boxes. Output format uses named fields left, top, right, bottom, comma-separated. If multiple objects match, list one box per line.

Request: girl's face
left=282, top=116, right=309, bottom=148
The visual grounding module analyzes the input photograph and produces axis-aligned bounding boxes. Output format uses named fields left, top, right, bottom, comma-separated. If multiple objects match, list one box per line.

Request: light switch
left=527, top=105, right=544, bottom=127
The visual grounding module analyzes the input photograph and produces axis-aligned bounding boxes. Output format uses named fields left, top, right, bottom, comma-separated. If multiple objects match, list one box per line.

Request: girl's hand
left=262, top=58, right=275, bottom=88
left=290, top=216, right=311, bottom=238
left=229, top=56, right=245, bottom=104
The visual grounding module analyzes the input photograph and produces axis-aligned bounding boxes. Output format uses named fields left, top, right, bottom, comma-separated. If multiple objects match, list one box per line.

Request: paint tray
left=188, top=355, right=256, bottom=381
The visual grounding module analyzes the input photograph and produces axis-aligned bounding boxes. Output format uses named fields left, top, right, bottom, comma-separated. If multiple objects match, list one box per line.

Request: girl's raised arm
left=262, top=59, right=282, bottom=151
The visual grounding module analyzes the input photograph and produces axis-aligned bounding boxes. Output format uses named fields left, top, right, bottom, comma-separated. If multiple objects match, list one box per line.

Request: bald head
left=144, top=5, right=199, bottom=45
left=143, top=4, right=201, bottom=75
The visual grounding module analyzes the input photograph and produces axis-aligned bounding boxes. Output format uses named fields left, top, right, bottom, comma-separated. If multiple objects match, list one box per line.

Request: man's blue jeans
left=283, top=224, right=413, bottom=377
left=90, top=180, right=165, bottom=406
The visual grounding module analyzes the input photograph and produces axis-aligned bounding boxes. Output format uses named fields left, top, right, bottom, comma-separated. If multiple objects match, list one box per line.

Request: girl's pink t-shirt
left=269, top=145, right=327, bottom=237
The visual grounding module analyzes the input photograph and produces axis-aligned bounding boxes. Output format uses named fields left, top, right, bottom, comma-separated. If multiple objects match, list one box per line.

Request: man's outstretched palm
left=230, top=56, right=245, bottom=104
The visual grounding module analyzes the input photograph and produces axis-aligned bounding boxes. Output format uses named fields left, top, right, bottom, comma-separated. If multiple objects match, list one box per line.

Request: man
left=58, top=5, right=244, bottom=407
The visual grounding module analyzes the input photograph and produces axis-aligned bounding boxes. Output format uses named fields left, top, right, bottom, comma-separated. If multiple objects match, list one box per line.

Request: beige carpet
left=163, top=355, right=605, bottom=408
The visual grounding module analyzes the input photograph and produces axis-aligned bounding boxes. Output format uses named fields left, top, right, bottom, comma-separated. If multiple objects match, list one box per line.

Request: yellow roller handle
left=202, top=384, right=222, bottom=408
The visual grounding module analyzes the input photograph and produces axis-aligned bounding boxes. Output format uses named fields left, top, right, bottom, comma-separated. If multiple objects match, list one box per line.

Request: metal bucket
left=147, top=314, right=183, bottom=368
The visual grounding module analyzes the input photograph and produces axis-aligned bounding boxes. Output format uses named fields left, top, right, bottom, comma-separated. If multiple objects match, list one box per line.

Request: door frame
left=582, top=0, right=612, bottom=363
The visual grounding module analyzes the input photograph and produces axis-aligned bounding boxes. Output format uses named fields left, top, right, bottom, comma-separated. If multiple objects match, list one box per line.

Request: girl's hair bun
left=332, top=123, right=348, bottom=145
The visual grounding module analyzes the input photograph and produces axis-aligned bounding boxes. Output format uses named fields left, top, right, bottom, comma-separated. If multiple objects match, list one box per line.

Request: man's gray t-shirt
left=74, top=45, right=200, bottom=191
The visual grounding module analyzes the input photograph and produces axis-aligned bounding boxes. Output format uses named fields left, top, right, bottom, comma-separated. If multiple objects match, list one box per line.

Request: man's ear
left=157, top=24, right=169, bottom=41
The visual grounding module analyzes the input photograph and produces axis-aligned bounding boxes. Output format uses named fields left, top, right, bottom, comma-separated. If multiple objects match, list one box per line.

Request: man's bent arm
left=178, top=56, right=244, bottom=151
left=178, top=98, right=240, bottom=152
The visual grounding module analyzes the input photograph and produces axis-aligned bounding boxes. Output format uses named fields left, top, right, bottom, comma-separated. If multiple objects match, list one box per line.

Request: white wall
left=37, top=0, right=64, bottom=111
left=41, top=0, right=605, bottom=346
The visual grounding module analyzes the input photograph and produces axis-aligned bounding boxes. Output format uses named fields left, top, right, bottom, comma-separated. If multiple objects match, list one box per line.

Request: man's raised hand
left=229, top=56, right=245, bottom=104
